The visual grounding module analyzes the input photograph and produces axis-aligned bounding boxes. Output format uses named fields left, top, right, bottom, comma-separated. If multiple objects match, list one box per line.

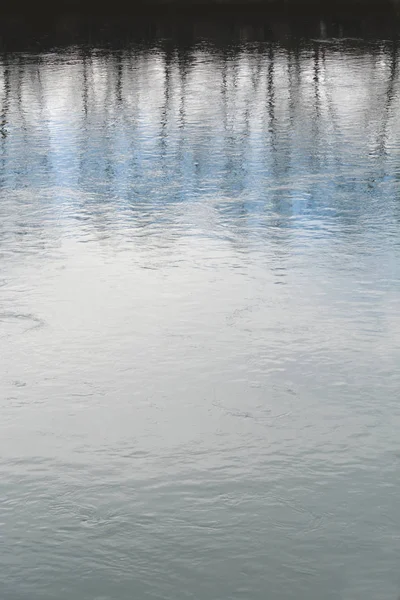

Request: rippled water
left=1, top=24, right=400, bottom=600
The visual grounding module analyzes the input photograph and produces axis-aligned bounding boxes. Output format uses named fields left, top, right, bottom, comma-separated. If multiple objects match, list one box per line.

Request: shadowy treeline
left=2, top=0, right=400, bottom=18
left=0, top=13, right=400, bottom=52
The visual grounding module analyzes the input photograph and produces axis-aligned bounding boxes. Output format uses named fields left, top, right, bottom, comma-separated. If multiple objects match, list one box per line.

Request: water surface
left=1, top=24, right=400, bottom=600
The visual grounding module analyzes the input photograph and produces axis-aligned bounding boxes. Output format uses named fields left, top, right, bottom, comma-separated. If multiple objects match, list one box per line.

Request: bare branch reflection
left=0, top=39, right=399, bottom=250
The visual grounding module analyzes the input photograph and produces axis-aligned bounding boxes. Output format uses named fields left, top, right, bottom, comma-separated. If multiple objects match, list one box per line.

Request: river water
left=1, top=20, right=400, bottom=600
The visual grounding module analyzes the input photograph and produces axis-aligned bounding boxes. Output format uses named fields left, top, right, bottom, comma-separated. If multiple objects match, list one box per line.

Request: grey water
left=1, top=23, right=400, bottom=600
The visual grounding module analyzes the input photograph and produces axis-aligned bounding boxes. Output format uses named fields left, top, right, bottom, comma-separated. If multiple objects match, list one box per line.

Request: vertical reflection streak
left=375, top=42, right=398, bottom=158
left=267, top=44, right=276, bottom=156
left=160, top=48, right=173, bottom=162
left=0, top=60, right=10, bottom=186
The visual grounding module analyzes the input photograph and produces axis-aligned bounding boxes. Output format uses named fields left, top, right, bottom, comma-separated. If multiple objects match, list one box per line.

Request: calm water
left=1, top=23, right=400, bottom=600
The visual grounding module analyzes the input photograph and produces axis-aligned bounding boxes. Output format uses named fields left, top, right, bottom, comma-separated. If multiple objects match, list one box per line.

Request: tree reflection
left=0, top=39, right=398, bottom=250
left=375, top=41, right=398, bottom=158
left=0, top=59, right=10, bottom=185
left=267, top=44, right=276, bottom=156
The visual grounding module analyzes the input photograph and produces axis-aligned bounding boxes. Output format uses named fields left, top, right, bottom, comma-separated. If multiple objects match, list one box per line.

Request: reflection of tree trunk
left=177, top=48, right=188, bottom=130
left=287, top=44, right=302, bottom=167
left=267, top=45, right=289, bottom=238
left=0, top=62, right=10, bottom=139
left=375, top=42, right=398, bottom=157
left=79, top=48, right=90, bottom=189
left=116, top=51, right=123, bottom=104
left=313, top=43, right=321, bottom=118
left=320, top=46, right=337, bottom=131
left=16, top=59, right=28, bottom=186
left=362, top=43, right=385, bottom=136
left=160, top=49, right=173, bottom=161
left=221, top=50, right=233, bottom=191
left=311, top=43, right=321, bottom=171
left=267, top=44, right=276, bottom=154
left=177, top=47, right=190, bottom=181
left=124, top=52, right=141, bottom=198
left=287, top=48, right=296, bottom=128
left=320, top=45, right=342, bottom=174
left=251, top=49, right=264, bottom=98
left=103, top=52, right=118, bottom=189
left=221, top=50, right=228, bottom=135
left=0, top=61, right=10, bottom=184
left=17, top=58, right=27, bottom=134
left=82, top=50, right=89, bottom=117
left=35, top=60, right=50, bottom=181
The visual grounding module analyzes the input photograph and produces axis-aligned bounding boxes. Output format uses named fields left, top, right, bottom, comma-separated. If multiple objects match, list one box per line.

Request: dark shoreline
left=1, top=10, right=400, bottom=53
left=2, top=0, right=400, bottom=15
left=1, top=0, right=400, bottom=53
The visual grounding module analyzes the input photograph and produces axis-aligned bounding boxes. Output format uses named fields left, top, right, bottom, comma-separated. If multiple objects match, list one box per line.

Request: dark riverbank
left=2, top=0, right=400, bottom=16
left=1, top=0, right=400, bottom=53
left=1, top=11, right=400, bottom=52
